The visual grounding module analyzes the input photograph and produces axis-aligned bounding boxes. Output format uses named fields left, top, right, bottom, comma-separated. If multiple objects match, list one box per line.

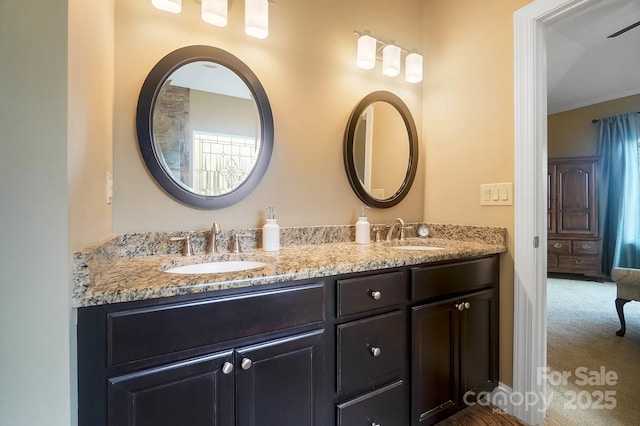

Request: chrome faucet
left=206, top=222, right=221, bottom=254
left=386, top=218, right=406, bottom=241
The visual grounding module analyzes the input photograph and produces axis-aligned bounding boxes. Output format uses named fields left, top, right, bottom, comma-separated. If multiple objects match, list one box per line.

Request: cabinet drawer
left=548, top=239, right=570, bottom=253
left=547, top=253, right=558, bottom=268
left=337, top=380, right=405, bottom=426
left=411, top=257, right=498, bottom=303
left=337, top=271, right=405, bottom=317
left=337, top=311, right=404, bottom=393
left=572, top=240, right=601, bottom=254
left=557, top=254, right=600, bottom=271
left=107, top=283, right=324, bottom=366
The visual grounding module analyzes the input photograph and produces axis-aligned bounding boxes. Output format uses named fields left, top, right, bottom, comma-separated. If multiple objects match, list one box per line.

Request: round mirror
left=136, top=45, right=274, bottom=209
left=344, top=91, right=418, bottom=208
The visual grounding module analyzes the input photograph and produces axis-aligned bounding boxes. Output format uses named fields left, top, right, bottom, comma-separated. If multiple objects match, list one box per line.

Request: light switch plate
left=480, top=182, right=513, bottom=206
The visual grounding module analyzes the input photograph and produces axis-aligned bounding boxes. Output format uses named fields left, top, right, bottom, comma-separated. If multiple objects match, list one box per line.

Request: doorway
left=512, top=0, right=606, bottom=424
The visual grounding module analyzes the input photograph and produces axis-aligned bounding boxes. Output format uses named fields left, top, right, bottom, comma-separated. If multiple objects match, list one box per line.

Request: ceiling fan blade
left=607, top=20, right=640, bottom=38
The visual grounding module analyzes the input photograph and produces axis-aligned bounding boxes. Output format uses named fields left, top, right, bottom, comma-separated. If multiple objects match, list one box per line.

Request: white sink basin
left=165, top=261, right=269, bottom=274
left=391, top=246, right=444, bottom=251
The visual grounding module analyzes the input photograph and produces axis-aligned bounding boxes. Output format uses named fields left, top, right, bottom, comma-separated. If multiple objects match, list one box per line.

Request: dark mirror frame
left=343, top=91, right=419, bottom=208
left=136, top=45, right=274, bottom=209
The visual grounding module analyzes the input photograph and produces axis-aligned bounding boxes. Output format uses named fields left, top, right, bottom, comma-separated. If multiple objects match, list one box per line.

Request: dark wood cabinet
left=411, top=297, right=459, bottom=424
left=410, top=257, right=499, bottom=426
left=79, top=256, right=500, bottom=426
left=336, top=380, right=406, bottom=426
left=548, top=156, right=602, bottom=277
left=108, top=330, right=323, bottom=426
left=334, top=270, right=408, bottom=426
left=234, top=330, right=324, bottom=426
left=79, top=282, right=326, bottom=426
left=108, top=351, right=235, bottom=426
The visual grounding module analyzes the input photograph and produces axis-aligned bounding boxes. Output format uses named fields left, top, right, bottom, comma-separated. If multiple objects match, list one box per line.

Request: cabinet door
left=108, top=351, right=234, bottom=426
left=235, top=329, right=324, bottom=426
left=459, top=289, right=498, bottom=402
left=411, top=299, right=459, bottom=425
left=556, top=160, right=597, bottom=235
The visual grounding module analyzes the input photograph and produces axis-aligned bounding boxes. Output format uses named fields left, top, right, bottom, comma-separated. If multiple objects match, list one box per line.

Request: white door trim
left=513, top=0, right=594, bottom=424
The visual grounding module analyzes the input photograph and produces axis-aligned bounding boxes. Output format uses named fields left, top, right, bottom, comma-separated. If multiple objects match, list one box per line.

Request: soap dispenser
left=355, top=206, right=371, bottom=245
left=262, top=206, right=280, bottom=252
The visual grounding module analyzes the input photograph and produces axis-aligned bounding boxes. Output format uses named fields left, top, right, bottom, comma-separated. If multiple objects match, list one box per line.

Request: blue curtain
left=598, top=112, right=640, bottom=275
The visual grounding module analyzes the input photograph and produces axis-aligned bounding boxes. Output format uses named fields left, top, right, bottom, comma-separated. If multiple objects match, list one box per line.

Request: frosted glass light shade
left=202, top=0, right=228, bottom=27
left=151, top=0, right=181, bottom=14
left=382, top=44, right=401, bottom=77
left=405, top=52, right=423, bottom=83
left=357, top=34, right=377, bottom=70
left=245, top=0, right=269, bottom=39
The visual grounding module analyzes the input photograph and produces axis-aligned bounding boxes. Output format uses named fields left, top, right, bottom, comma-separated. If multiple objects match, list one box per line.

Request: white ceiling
left=546, top=0, right=640, bottom=114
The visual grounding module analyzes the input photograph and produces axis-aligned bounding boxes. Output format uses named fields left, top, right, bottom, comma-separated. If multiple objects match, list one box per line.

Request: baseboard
left=490, top=382, right=516, bottom=417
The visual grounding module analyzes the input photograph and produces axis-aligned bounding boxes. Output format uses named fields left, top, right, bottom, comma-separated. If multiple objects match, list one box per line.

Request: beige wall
left=548, top=94, right=640, bottom=158
left=422, top=0, right=532, bottom=387
left=113, top=0, right=424, bottom=232
left=68, top=0, right=114, bottom=252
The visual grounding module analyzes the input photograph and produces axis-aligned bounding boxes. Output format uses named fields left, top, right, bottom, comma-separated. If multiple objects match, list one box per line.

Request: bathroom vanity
left=75, top=227, right=504, bottom=426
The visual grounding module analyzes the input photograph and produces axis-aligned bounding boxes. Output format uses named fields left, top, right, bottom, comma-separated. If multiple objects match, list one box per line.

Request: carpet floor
left=543, top=277, right=640, bottom=425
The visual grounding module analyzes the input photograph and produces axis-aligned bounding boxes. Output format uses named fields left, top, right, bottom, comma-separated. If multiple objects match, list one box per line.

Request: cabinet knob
left=553, top=242, right=562, bottom=249
left=464, top=302, right=471, bottom=309
left=370, top=290, right=382, bottom=300
left=370, top=346, right=382, bottom=357
left=372, top=423, right=381, bottom=426
left=241, top=358, right=252, bottom=370
left=221, top=361, right=234, bottom=375
left=456, top=303, right=465, bottom=311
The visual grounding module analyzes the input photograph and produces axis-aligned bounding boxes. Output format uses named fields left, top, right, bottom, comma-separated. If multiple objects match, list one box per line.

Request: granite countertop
left=72, top=224, right=507, bottom=308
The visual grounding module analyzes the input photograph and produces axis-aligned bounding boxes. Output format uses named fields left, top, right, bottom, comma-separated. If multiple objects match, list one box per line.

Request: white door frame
left=513, top=0, right=594, bottom=424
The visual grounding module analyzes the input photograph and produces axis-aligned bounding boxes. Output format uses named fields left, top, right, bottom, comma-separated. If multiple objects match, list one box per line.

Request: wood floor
left=435, top=403, right=528, bottom=426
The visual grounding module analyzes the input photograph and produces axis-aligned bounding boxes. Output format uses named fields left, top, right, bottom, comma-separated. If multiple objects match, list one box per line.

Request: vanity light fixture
left=201, top=0, right=228, bottom=27
left=382, top=43, right=401, bottom=77
left=152, top=0, right=271, bottom=39
left=357, top=33, right=377, bottom=70
left=354, top=31, right=423, bottom=83
left=405, top=51, right=423, bottom=83
left=152, top=0, right=182, bottom=14
left=245, top=0, right=269, bottom=39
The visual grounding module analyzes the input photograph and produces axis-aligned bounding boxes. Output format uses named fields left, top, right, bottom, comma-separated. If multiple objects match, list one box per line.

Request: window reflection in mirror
left=153, top=61, right=261, bottom=196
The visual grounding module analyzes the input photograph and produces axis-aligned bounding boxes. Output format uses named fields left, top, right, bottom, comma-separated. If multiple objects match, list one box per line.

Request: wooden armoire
left=547, top=156, right=603, bottom=278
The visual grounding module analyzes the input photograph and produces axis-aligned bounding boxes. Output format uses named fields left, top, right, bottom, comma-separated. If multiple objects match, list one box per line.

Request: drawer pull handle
left=370, top=290, right=382, bottom=300
left=372, top=423, right=381, bottom=426
left=221, top=362, right=234, bottom=375
left=241, top=358, right=252, bottom=370
left=553, top=242, right=563, bottom=249
left=575, top=259, right=584, bottom=265
left=370, top=346, right=382, bottom=357
left=582, top=243, right=591, bottom=249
